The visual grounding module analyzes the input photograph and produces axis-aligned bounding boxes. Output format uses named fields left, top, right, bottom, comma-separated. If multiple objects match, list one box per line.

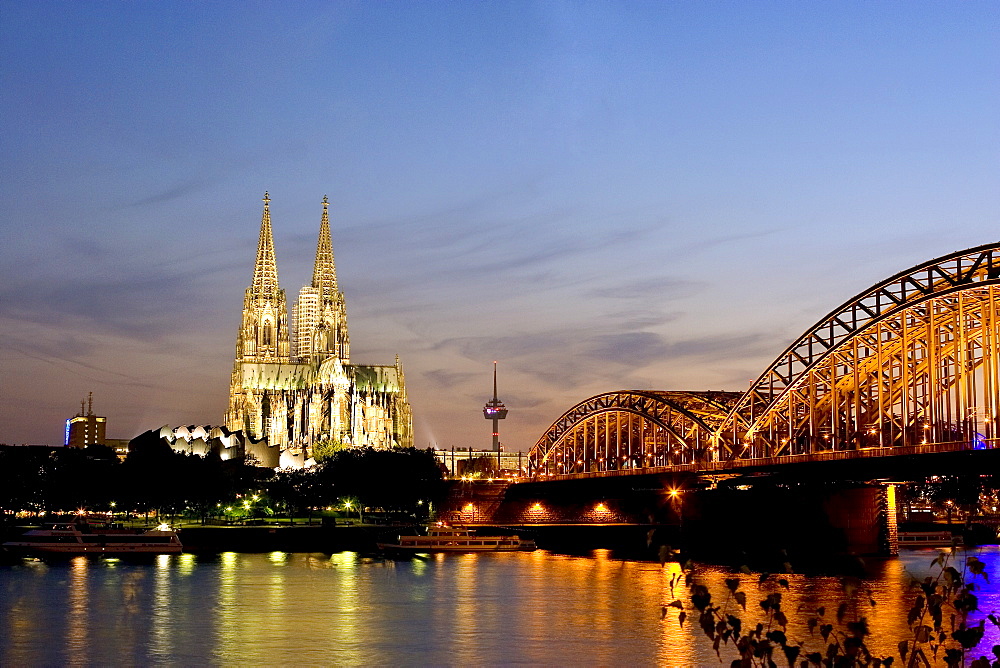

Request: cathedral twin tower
left=225, top=193, right=412, bottom=465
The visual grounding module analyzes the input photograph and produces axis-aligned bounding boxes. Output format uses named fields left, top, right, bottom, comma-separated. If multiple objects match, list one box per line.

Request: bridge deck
left=529, top=438, right=997, bottom=482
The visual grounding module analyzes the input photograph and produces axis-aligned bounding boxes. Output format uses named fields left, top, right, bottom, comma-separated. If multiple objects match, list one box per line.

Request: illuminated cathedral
left=224, top=193, right=412, bottom=466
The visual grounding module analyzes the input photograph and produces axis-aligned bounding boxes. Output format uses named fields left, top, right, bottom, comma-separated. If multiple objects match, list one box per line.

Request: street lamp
left=343, top=500, right=362, bottom=523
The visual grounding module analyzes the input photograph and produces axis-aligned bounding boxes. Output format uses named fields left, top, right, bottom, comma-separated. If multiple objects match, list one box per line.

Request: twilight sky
left=1, top=1, right=998, bottom=451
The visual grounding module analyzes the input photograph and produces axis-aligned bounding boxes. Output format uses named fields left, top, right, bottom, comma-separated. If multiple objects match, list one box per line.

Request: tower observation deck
left=483, top=361, right=508, bottom=452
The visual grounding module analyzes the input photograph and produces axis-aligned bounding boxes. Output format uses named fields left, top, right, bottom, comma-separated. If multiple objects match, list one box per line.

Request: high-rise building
left=225, top=194, right=412, bottom=465
left=66, top=393, right=106, bottom=448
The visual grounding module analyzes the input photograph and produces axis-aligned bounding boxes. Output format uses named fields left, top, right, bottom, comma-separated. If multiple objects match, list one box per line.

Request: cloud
left=663, top=332, right=775, bottom=361
left=589, top=277, right=705, bottom=301
left=676, top=227, right=782, bottom=256
left=606, top=309, right=681, bottom=330
left=129, top=178, right=215, bottom=207
left=584, top=332, right=670, bottom=366
left=0, top=266, right=222, bottom=341
left=423, top=368, right=478, bottom=390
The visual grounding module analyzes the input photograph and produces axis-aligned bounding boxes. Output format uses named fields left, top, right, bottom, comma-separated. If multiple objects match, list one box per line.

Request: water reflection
left=67, top=557, right=89, bottom=664
left=215, top=551, right=238, bottom=664
left=0, top=547, right=997, bottom=666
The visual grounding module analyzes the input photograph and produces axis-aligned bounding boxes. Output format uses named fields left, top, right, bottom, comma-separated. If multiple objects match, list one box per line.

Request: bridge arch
left=527, top=390, right=740, bottom=476
left=718, top=243, right=1000, bottom=459
left=527, top=243, right=1000, bottom=479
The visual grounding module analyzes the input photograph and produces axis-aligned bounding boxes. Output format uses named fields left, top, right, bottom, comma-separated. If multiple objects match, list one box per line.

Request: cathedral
left=224, top=193, right=413, bottom=466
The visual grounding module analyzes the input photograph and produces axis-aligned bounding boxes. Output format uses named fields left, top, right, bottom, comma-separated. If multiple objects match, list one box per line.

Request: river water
left=2, top=547, right=1000, bottom=666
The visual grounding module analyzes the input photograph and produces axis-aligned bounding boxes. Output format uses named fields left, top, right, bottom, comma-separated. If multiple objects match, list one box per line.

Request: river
left=2, top=547, right=999, bottom=666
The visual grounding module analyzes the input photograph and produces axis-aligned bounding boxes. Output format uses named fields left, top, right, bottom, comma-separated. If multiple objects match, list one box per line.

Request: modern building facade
left=65, top=394, right=106, bottom=449
left=65, top=393, right=130, bottom=458
left=224, top=193, right=412, bottom=466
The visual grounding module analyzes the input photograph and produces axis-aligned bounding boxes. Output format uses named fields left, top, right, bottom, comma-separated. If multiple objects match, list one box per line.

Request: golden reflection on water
left=214, top=552, right=239, bottom=663
left=267, top=552, right=287, bottom=610
left=150, top=554, right=173, bottom=660
left=3, top=546, right=999, bottom=666
left=66, top=556, right=89, bottom=664
left=177, top=552, right=196, bottom=576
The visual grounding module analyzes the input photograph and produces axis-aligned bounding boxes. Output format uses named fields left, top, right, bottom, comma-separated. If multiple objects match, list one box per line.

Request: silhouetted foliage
left=311, top=437, right=349, bottom=464
left=458, top=455, right=498, bottom=477
left=316, top=447, right=447, bottom=510
left=662, top=543, right=996, bottom=666
left=0, top=441, right=448, bottom=521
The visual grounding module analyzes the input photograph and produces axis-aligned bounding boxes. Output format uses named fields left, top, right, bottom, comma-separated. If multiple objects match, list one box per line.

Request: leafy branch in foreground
left=659, top=546, right=997, bottom=667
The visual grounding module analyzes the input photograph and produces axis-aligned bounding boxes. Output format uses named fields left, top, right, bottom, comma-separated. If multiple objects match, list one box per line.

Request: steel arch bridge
left=528, top=243, right=1000, bottom=478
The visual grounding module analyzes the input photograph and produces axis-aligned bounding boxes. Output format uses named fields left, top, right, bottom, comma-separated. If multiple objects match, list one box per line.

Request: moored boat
left=897, top=530, right=961, bottom=548
left=2, top=517, right=182, bottom=555
left=378, top=524, right=536, bottom=553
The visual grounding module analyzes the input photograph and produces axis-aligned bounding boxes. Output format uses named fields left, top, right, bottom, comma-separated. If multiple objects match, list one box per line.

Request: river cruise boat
left=897, top=530, right=961, bottom=548
left=2, top=517, right=182, bottom=555
left=378, top=524, right=536, bottom=553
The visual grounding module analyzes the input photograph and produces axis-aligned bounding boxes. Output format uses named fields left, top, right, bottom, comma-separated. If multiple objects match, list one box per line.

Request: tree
left=316, top=447, right=447, bottom=512
left=312, top=437, right=349, bottom=465
left=458, top=455, right=497, bottom=478
left=661, top=545, right=995, bottom=667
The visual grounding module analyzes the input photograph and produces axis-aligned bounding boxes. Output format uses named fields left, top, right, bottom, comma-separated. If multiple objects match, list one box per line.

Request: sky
left=1, top=1, right=998, bottom=452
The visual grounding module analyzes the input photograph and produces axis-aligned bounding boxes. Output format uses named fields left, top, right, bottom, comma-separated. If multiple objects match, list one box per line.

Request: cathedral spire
left=252, top=192, right=280, bottom=296
left=312, top=195, right=338, bottom=298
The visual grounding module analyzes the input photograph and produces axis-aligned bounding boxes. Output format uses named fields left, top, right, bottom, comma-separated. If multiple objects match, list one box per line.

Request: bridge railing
left=529, top=438, right=998, bottom=483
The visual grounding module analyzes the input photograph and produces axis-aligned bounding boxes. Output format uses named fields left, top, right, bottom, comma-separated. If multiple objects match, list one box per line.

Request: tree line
left=0, top=434, right=448, bottom=523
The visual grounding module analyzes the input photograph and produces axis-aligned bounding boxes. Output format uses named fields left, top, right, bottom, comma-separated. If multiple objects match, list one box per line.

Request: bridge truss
left=528, top=390, right=740, bottom=475
left=528, top=243, right=1000, bottom=477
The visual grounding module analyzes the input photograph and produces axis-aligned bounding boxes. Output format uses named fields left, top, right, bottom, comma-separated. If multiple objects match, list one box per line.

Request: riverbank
left=3, top=520, right=993, bottom=562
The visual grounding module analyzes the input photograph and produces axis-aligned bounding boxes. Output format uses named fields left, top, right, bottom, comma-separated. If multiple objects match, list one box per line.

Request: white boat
left=897, top=530, right=961, bottom=548
left=378, top=524, right=536, bottom=553
left=2, top=517, right=182, bottom=555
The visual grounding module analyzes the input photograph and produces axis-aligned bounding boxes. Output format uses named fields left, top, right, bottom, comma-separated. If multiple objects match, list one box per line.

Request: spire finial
left=251, top=192, right=280, bottom=296
left=312, top=196, right=338, bottom=295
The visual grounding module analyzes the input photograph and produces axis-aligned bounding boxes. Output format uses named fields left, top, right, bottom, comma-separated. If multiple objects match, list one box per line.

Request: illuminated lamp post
left=483, top=361, right=508, bottom=457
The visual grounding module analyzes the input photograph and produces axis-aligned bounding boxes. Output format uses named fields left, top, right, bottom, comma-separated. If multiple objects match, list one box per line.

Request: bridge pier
left=679, top=482, right=898, bottom=560
left=452, top=476, right=900, bottom=561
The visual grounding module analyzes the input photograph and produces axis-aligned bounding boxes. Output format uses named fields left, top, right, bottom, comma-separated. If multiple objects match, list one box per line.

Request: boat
left=377, top=524, right=536, bottom=553
left=2, top=516, right=182, bottom=555
left=897, top=530, right=961, bottom=548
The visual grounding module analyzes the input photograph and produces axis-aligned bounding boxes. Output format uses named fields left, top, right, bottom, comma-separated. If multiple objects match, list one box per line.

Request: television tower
left=482, top=361, right=508, bottom=453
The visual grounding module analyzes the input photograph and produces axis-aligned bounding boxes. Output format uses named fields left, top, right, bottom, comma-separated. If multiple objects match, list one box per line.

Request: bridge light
left=668, top=488, right=680, bottom=498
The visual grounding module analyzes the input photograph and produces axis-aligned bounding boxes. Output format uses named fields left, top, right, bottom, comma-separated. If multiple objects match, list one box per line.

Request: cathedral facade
left=224, top=193, right=413, bottom=465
